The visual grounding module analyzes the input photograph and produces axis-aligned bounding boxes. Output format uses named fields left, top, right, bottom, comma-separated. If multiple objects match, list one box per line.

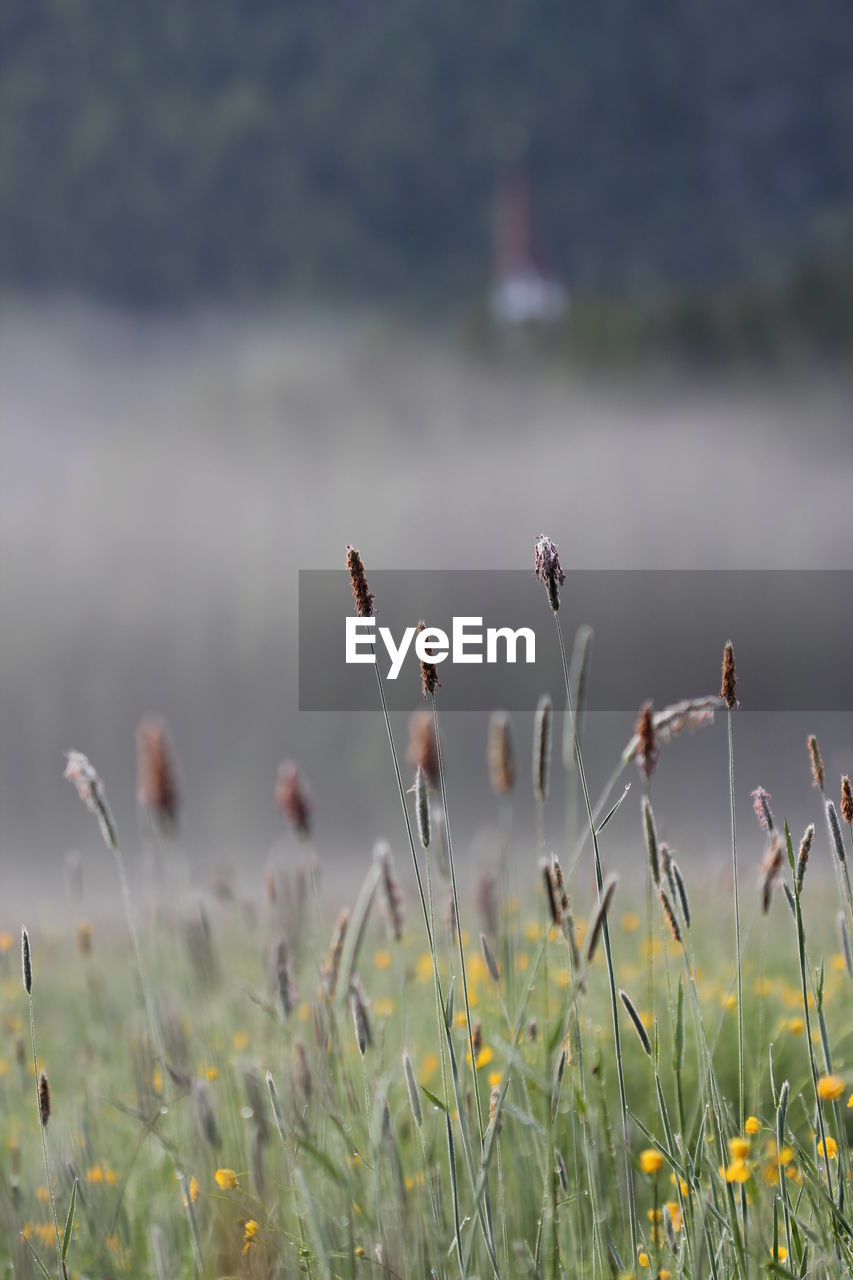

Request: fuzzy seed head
left=321, top=909, right=349, bottom=999
left=416, top=620, right=441, bottom=698
left=795, top=825, right=814, bottom=895
left=275, top=761, right=312, bottom=837
left=415, top=766, right=430, bottom=849
left=720, top=641, right=737, bottom=709
left=487, top=711, right=516, bottom=795
left=827, top=799, right=845, bottom=866
left=136, top=715, right=180, bottom=833
left=842, top=776, right=853, bottom=826
left=751, top=786, right=774, bottom=834
left=21, top=928, right=31, bottom=994
left=808, top=735, right=825, bottom=791
left=375, top=842, right=405, bottom=942
left=345, top=545, right=374, bottom=618
left=350, top=976, right=372, bottom=1056
left=534, top=535, right=566, bottom=612
left=533, top=694, right=552, bottom=804
left=760, top=835, right=784, bottom=913
left=643, top=797, right=660, bottom=887
left=407, top=710, right=439, bottom=787
left=38, top=1072, right=50, bottom=1127
left=64, top=750, right=119, bottom=849
left=635, top=702, right=658, bottom=781
left=659, top=888, right=682, bottom=944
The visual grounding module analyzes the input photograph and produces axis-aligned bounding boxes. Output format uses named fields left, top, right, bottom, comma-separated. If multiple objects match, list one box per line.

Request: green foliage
left=0, top=1, right=850, bottom=304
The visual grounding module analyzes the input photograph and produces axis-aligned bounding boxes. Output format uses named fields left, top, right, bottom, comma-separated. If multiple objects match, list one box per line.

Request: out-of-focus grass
left=1, top=865, right=849, bottom=1277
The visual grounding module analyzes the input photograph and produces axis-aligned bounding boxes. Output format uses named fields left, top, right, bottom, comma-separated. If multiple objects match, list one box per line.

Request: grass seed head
left=720, top=641, right=737, bottom=709
left=841, top=776, right=853, bottom=826
left=21, top=927, right=31, bottom=994
left=542, top=860, right=562, bottom=928
left=350, top=976, right=372, bottom=1056
left=534, top=534, right=566, bottom=612
left=402, top=1051, right=422, bottom=1128
left=293, top=1039, right=312, bottom=1101
left=619, top=989, right=652, bottom=1056
left=38, top=1072, right=50, bottom=1127
left=659, top=888, right=682, bottom=943
left=135, top=714, right=180, bottom=833
left=321, top=909, right=349, bottom=999
left=643, top=797, right=660, bottom=887
left=345, top=545, right=374, bottom=618
left=375, top=842, right=405, bottom=942
left=416, top=620, right=441, bottom=698
left=407, top=711, right=439, bottom=787
left=415, top=765, right=430, bottom=848
left=808, top=735, right=825, bottom=791
left=533, top=694, right=552, bottom=804
left=587, top=874, right=618, bottom=962
left=751, top=786, right=774, bottom=834
left=795, top=825, right=815, bottom=895
left=761, top=835, right=784, bottom=912
left=670, top=859, right=691, bottom=930
left=480, top=933, right=500, bottom=983
left=487, top=711, right=516, bottom=795
left=827, top=799, right=846, bottom=866
left=275, top=761, right=312, bottom=838
left=64, top=750, right=118, bottom=849
left=635, top=701, right=658, bottom=780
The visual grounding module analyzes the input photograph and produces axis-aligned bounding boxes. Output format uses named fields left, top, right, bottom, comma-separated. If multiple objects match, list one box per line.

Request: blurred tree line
left=0, top=0, right=850, bottom=315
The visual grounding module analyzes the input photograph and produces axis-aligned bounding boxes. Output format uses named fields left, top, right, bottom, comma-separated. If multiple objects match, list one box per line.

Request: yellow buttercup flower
left=640, top=1148, right=664, bottom=1175
left=242, top=1219, right=259, bottom=1254
left=728, top=1136, right=750, bottom=1160
left=725, top=1159, right=750, bottom=1183
left=817, top=1074, right=845, bottom=1102
left=817, top=1136, right=838, bottom=1159
left=215, top=1168, right=238, bottom=1189
left=745, top=1116, right=760, bottom=1135
left=638, top=1250, right=650, bottom=1268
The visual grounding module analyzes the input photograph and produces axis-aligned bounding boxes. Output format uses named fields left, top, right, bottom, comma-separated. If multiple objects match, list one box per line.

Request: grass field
left=4, top=542, right=853, bottom=1279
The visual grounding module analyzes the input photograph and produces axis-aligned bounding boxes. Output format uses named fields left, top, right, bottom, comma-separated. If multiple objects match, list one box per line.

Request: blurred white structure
left=491, top=168, right=567, bottom=326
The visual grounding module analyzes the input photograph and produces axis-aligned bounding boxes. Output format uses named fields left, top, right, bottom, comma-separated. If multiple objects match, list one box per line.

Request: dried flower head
left=407, top=710, right=439, bottom=787
left=416, top=621, right=441, bottom=698
left=533, top=694, right=552, bottom=804
left=275, top=761, right=312, bottom=837
left=375, top=842, right=405, bottom=942
left=635, top=702, right=658, bottom=781
left=623, top=695, right=720, bottom=765
left=534, top=535, right=566, bottom=612
left=487, top=711, right=516, bottom=796
left=720, top=642, right=738, bottom=710
left=38, top=1072, right=50, bottom=1127
left=136, top=715, right=180, bottom=833
left=808, top=735, right=825, bottom=791
left=346, top=545, right=374, bottom=618
left=64, top=751, right=118, bottom=849
left=842, top=776, right=853, bottom=826
left=751, top=787, right=774, bottom=834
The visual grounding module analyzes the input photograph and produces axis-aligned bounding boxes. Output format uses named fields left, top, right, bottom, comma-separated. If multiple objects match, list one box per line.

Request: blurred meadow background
left=4, top=6, right=853, bottom=1279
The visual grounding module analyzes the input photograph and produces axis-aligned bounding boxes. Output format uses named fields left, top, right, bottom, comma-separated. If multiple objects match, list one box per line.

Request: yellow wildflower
left=242, top=1219, right=259, bottom=1254
left=745, top=1116, right=760, bottom=1135
left=639, top=1149, right=664, bottom=1175
left=725, top=1159, right=750, bottom=1183
left=817, top=1136, right=838, bottom=1159
left=215, top=1168, right=238, bottom=1189
left=818, top=1074, right=845, bottom=1101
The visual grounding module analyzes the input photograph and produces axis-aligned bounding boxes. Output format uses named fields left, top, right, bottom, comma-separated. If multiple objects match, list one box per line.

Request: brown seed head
left=21, top=928, right=32, bottom=994
left=533, top=694, right=552, bottom=804
left=407, top=711, right=439, bottom=786
left=659, top=888, right=682, bottom=944
left=321, top=909, right=349, bottom=999
left=842, top=776, right=853, bottom=826
left=38, top=1072, right=51, bottom=1127
left=795, top=824, right=814, bottom=896
left=542, top=860, right=562, bottom=928
left=720, top=641, right=737, bottom=709
left=534, top=535, right=566, bottom=612
left=293, top=1039, right=312, bottom=1101
left=807, top=735, right=825, bottom=791
left=751, top=787, right=774, bottom=834
left=635, top=702, right=658, bottom=781
left=416, top=621, right=441, bottom=698
left=136, top=715, right=180, bottom=833
left=487, top=711, right=516, bottom=795
left=275, top=761, right=312, bottom=837
left=345, top=545, right=374, bottom=618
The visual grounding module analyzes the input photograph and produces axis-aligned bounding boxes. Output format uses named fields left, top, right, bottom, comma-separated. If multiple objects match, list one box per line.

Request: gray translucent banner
left=298, top=570, right=853, bottom=712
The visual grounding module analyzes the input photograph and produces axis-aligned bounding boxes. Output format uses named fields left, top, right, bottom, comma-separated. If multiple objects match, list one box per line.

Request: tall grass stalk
left=551, top=609, right=639, bottom=1262
left=22, top=931, right=63, bottom=1280
left=726, top=710, right=745, bottom=1135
